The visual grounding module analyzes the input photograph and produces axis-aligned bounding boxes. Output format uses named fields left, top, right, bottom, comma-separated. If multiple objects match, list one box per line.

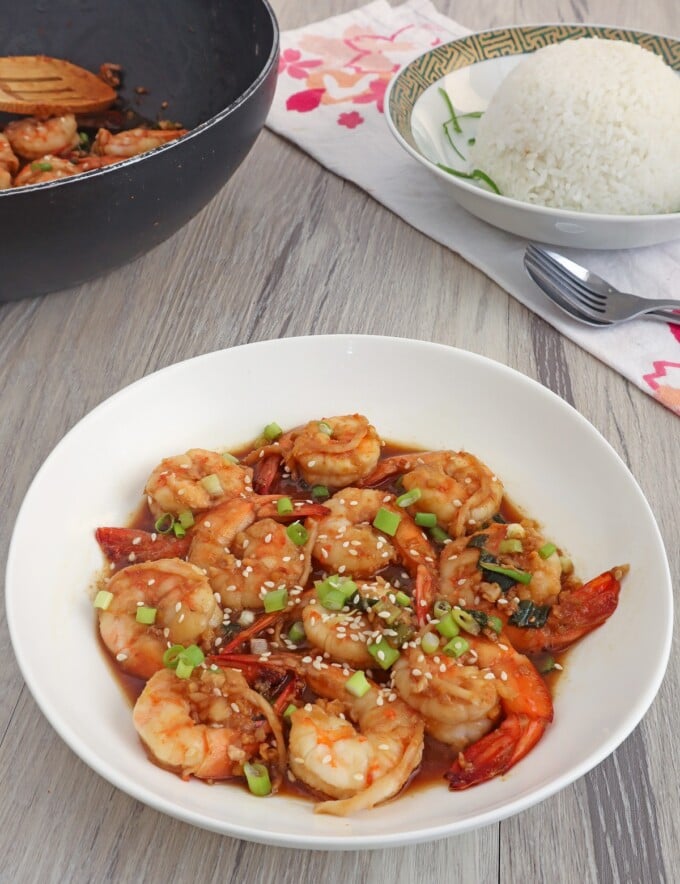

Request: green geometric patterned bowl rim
left=388, top=24, right=680, bottom=152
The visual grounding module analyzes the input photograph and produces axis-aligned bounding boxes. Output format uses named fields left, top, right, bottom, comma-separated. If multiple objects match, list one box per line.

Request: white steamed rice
left=470, top=38, right=680, bottom=215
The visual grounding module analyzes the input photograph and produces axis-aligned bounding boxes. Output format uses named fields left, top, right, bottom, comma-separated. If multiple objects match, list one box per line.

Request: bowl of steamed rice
left=385, top=26, right=680, bottom=249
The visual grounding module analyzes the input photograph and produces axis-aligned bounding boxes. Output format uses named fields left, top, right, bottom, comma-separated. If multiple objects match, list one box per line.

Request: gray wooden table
left=1, top=1, right=678, bottom=882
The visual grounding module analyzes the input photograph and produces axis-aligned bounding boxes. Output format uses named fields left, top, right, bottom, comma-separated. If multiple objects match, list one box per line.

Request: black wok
left=0, top=0, right=279, bottom=301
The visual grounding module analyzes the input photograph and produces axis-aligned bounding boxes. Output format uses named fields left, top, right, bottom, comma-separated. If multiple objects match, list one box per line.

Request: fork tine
left=523, top=254, right=611, bottom=326
left=525, top=248, right=607, bottom=316
left=528, top=247, right=608, bottom=303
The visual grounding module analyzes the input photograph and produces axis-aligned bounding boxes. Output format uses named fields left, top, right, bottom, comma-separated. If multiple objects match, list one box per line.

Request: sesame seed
left=116, top=652, right=128, bottom=662
left=378, top=743, right=390, bottom=751
left=353, top=773, right=364, bottom=781
left=127, top=552, right=136, bottom=562
left=483, top=671, right=495, bottom=680
left=231, top=702, right=240, bottom=713
left=322, top=754, right=332, bottom=764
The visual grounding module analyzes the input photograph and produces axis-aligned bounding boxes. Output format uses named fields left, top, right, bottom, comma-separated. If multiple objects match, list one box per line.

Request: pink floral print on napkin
left=280, top=23, right=438, bottom=125
left=643, top=361, right=680, bottom=415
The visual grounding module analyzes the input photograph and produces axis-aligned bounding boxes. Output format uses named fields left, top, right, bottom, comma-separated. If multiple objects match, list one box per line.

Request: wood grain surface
left=1, top=2, right=678, bottom=882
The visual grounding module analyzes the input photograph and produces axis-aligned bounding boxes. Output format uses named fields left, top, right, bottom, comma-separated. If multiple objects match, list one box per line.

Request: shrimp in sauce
left=98, top=557, right=222, bottom=680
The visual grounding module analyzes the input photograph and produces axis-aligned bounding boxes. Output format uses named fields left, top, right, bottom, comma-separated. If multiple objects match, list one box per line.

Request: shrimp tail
left=445, top=713, right=548, bottom=790
left=95, top=526, right=191, bottom=562
left=504, top=566, right=627, bottom=655
left=414, top=564, right=434, bottom=626
left=253, top=453, right=282, bottom=493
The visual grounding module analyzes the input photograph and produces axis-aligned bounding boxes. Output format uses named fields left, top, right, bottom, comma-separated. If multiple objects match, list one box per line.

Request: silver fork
left=524, top=245, right=680, bottom=327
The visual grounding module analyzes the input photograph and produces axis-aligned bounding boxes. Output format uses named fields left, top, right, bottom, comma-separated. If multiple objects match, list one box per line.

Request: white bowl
left=385, top=25, right=680, bottom=250
left=6, top=335, right=672, bottom=849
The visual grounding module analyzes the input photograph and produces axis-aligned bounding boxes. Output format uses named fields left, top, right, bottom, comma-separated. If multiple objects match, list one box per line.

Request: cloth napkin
left=266, top=0, right=680, bottom=417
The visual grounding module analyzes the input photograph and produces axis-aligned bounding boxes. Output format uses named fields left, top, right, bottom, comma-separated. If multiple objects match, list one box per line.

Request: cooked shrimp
left=12, top=155, right=79, bottom=187
left=133, top=666, right=286, bottom=783
left=246, top=414, right=381, bottom=493
left=144, top=448, right=253, bottom=518
left=392, top=631, right=552, bottom=788
left=188, top=497, right=326, bottom=610
left=503, top=566, right=627, bottom=655
left=223, top=652, right=425, bottom=815
left=362, top=450, right=503, bottom=538
left=95, top=526, right=191, bottom=564
left=92, top=126, right=187, bottom=158
left=4, top=113, right=79, bottom=160
left=0, top=134, right=19, bottom=188
left=312, top=487, right=437, bottom=623
left=439, top=521, right=562, bottom=609
left=302, top=577, right=416, bottom=667
left=98, top=557, right=223, bottom=679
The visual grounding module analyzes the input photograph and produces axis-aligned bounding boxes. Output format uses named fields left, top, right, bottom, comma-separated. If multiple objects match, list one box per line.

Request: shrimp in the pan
left=12, top=155, right=79, bottom=187
left=97, top=557, right=222, bottom=680
left=246, top=414, right=381, bottom=493
left=4, top=113, right=79, bottom=159
left=92, top=126, right=187, bottom=158
left=187, top=496, right=327, bottom=611
left=133, top=665, right=286, bottom=785
left=311, top=487, right=437, bottom=624
left=392, top=631, right=553, bottom=789
left=361, top=450, right=503, bottom=538
left=221, top=651, right=424, bottom=815
left=0, top=133, right=19, bottom=188
left=144, top=448, right=254, bottom=518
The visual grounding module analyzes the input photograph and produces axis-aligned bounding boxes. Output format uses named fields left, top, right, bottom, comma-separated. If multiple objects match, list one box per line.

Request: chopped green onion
left=435, top=612, right=460, bottom=639
left=450, top=608, right=481, bottom=635
left=200, top=473, right=223, bottom=496
left=439, top=87, right=462, bottom=134
left=222, top=452, right=239, bottom=464
left=93, top=589, right=113, bottom=610
left=177, top=510, right=195, bottom=529
left=286, top=521, right=308, bottom=546
left=487, top=615, right=503, bottom=635
left=433, top=599, right=452, bottom=619
left=263, top=422, right=282, bottom=442
left=283, top=703, right=298, bottom=718
left=467, top=137, right=476, bottom=145
left=175, top=658, right=195, bottom=679
left=154, top=513, right=174, bottom=534
left=372, top=507, right=401, bottom=536
left=421, top=631, right=440, bottom=654
left=163, top=643, right=205, bottom=674
left=163, top=644, right=185, bottom=668
left=443, top=636, right=470, bottom=658
left=78, top=131, right=90, bottom=147
left=287, top=621, right=306, bottom=644
left=430, top=525, right=450, bottom=543
left=311, top=485, right=330, bottom=501
left=263, top=588, right=288, bottom=613
left=135, top=605, right=157, bottom=625
left=480, top=561, right=532, bottom=585
left=31, top=160, right=53, bottom=172
left=319, top=588, right=350, bottom=610
left=538, top=542, right=557, bottom=559
left=276, top=496, right=294, bottom=516
left=415, top=512, right=437, bottom=528
left=345, top=670, right=371, bottom=698
left=244, top=762, right=272, bottom=796
left=436, top=163, right=502, bottom=195
left=499, top=539, right=523, bottom=554
left=181, top=645, right=205, bottom=666
left=173, top=522, right=186, bottom=538
left=396, top=488, right=421, bottom=508
left=394, top=590, right=412, bottom=607
left=316, top=575, right=357, bottom=610
left=367, top=638, right=400, bottom=670
left=318, top=421, right=333, bottom=436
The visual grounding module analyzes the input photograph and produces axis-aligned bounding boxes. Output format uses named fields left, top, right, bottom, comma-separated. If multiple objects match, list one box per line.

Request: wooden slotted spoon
left=0, top=56, right=117, bottom=116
